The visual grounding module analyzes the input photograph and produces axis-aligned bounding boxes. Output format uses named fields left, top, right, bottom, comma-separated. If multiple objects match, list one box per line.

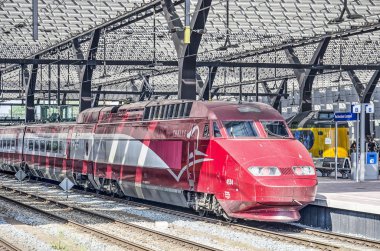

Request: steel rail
left=0, top=238, right=21, bottom=251
left=2, top=173, right=380, bottom=250
left=0, top=185, right=220, bottom=251
left=0, top=187, right=151, bottom=251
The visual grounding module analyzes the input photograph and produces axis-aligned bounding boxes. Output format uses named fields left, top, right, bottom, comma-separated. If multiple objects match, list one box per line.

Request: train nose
left=217, top=139, right=318, bottom=221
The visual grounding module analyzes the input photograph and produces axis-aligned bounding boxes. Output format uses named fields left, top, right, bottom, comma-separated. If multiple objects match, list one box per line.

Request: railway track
left=0, top=185, right=220, bottom=251
left=125, top=198, right=380, bottom=250
left=0, top=237, right=21, bottom=251
left=1, top=173, right=379, bottom=250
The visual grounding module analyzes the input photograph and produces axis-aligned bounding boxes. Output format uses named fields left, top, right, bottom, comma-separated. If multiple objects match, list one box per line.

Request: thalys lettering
left=0, top=100, right=317, bottom=222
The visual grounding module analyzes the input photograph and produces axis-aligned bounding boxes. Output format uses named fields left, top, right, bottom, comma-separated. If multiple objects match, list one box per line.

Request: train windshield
left=223, top=121, right=258, bottom=138
left=261, top=120, right=290, bottom=138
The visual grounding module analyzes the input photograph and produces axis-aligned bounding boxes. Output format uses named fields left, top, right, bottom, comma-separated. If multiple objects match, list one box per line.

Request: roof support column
left=79, top=29, right=101, bottom=112
left=139, top=75, right=152, bottom=101
left=92, top=86, right=102, bottom=107
left=162, top=0, right=212, bottom=99
left=25, top=56, right=39, bottom=122
left=200, top=66, right=218, bottom=100
left=271, top=79, right=288, bottom=112
left=285, top=37, right=331, bottom=112
left=348, top=70, right=380, bottom=136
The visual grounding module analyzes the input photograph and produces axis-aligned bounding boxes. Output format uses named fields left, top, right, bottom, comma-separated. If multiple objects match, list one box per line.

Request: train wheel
left=198, top=210, right=207, bottom=217
left=222, top=211, right=234, bottom=223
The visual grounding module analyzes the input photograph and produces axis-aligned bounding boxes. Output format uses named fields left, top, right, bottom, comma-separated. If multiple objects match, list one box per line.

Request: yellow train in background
left=287, top=111, right=351, bottom=176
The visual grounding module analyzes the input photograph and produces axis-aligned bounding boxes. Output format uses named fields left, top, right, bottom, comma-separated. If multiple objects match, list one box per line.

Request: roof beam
left=285, top=37, right=331, bottom=112
left=1, top=0, right=185, bottom=75
left=3, top=58, right=380, bottom=70
left=347, top=70, right=365, bottom=97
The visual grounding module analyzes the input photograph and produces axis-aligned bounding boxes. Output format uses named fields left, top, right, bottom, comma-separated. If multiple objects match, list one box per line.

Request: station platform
left=298, top=176, right=380, bottom=240
left=314, top=177, right=380, bottom=215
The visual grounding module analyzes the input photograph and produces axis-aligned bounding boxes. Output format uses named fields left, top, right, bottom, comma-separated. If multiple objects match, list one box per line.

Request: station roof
left=0, top=0, right=380, bottom=102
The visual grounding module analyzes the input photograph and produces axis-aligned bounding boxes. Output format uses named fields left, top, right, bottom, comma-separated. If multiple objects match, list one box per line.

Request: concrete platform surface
left=314, top=177, right=380, bottom=215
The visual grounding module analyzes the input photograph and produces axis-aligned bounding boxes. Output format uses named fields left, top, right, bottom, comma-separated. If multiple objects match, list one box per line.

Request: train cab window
left=261, top=121, right=289, bottom=138
left=40, top=140, right=46, bottom=153
left=28, top=140, right=34, bottom=151
left=203, top=124, right=210, bottom=138
left=34, top=140, right=39, bottom=152
left=46, top=141, right=52, bottom=152
left=213, top=122, right=222, bottom=138
left=223, top=121, right=258, bottom=138
left=52, top=140, right=58, bottom=153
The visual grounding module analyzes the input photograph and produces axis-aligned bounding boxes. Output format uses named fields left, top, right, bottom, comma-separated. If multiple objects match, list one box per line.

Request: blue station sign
left=334, top=112, right=357, bottom=122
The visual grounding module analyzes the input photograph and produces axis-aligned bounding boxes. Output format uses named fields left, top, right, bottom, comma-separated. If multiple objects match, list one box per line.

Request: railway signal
left=59, top=178, right=74, bottom=199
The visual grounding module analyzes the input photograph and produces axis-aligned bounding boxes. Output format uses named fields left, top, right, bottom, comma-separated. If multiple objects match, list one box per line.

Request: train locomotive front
left=203, top=102, right=317, bottom=222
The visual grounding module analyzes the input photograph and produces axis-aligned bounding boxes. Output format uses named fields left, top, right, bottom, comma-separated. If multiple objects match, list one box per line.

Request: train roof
left=77, top=100, right=285, bottom=124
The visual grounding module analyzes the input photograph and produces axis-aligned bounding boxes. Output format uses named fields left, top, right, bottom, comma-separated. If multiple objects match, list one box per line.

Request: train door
left=186, top=123, right=198, bottom=191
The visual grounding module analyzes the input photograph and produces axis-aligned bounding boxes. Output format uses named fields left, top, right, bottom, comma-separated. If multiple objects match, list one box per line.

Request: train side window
left=3, top=139, right=7, bottom=149
left=184, top=102, right=192, bottom=117
left=46, top=141, right=52, bottom=152
left=143, top=107, right=150, bottom=120
left=149, top=106, right=155, bottom=120
left=159, top=106, right=164, bottom=119
left=213, top=122, right=222, bottom=138
left=0, top=140, right=2, bottom=149
left=162, top=105, right=168, bottom=119
left=179, top=103, right=185, bottom=117
left=40, top=140, right=45, bottom=153
left=11, top=140, right=15, bottom=150
left=28, top=140, right=34, bottom=151
left=52, top=140, right=58, bottom=153
left=318, top=131, right=323, bottom=135
left=203, top=124, right=210, bottom=138
left=59, top=141, right=64, bottom=154
left=167, top=105, right=174, bottom=118
left=153, top=106, right=159, bottom=119
left=34, top=140, right=39, bottom=152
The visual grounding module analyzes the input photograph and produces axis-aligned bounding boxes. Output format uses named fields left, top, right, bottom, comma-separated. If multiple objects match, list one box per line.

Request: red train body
left=0, top=100, right=317, bottom=222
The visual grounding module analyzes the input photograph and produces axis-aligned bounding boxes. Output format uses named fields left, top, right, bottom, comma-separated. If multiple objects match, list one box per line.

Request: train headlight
left=248, top=167, right=281, bottom=176
left=292, top=166, right=315, bottom=175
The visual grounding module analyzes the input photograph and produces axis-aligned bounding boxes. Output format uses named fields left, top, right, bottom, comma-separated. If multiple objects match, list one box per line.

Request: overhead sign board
left=352, top=104, right=361, bottom=114
left=366, top=104, right=375, bottom=114
left=334, top=112, right=357, bottom=122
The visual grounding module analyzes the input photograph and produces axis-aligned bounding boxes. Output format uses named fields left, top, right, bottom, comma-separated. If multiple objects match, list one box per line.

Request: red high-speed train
left=0, top=100, right=317, bottom=222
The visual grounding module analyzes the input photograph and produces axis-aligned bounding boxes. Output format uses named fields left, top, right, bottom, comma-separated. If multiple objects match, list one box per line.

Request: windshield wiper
left=265, top=129, right=287, bottom=139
